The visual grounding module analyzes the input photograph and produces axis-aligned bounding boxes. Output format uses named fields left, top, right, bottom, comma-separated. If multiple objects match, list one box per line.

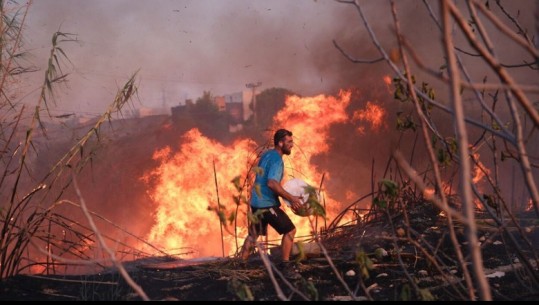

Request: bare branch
left=390, top=0, right=476, bottom=299
left=333, top=40, right=385, bottom=64
left=474, top=0, right=539, bottom=58
left=449, top=1, right=539, bottom=128
left=442, top=1, right=491, bottom=300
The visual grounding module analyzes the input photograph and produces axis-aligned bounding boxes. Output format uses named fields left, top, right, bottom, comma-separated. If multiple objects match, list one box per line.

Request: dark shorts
left=250, top=206, right=295, bottom=236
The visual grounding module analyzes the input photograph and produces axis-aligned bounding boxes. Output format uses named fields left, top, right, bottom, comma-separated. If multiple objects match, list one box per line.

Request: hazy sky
left=19, top=0, right=538, bottom=117
left=21, top=0, right=367, bottom=116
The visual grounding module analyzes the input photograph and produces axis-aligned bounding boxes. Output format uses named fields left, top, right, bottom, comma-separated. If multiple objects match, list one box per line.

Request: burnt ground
left=1, top=202, right=538, bottom=301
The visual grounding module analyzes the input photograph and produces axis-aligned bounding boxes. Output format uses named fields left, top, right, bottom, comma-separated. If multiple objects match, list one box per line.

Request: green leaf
left=431, top=134, right=438, bottom=147
left=302, top=185, right=326, bottom=217
left=396, top=113, right=416, bottom=132
left=437, top=148, right=449, bottom=166
left=231, top=175, right=242, bottom=192
left=373, top=198, right=387, bottom=209
left=253, top=183, right=261, bottom=197
left=374, top=247, right=387, bottom=260
left=355, top=250, right=373, bottom=279
left=447, top=137, right=458, bottom=155
left=381, top=179, right=398, bottom=197
left=229, top=278, right=254, bottom=301
left=400, top=284, right=412, bottom=301
left=227, top=211, right=236, bottom=225
left=295, top=241, right=306, bottom=262
left=419, top=288, right=436, bottom=301
left=428, top=87, right=435, bottom=100
left=252, top=166, right=264, bottom=176
left=218, top=210, right=226, bottom=224
left=394, top=86, right=406, bottom=101
left=248, top=209, right=265, bottom=224
left=301, top=278, right=319, bottom=301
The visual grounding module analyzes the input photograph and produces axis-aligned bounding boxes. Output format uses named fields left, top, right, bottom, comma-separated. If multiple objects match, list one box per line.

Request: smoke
left=24, top=1, right=537, bottom=112
left=23, top=0, right=359, bottom=114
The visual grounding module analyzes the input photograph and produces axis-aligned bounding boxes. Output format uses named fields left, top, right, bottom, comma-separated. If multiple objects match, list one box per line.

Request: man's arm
left=267, top=179, right=303, bottom=211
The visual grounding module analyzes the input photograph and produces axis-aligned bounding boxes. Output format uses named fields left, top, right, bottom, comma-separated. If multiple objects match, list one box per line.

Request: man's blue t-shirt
left=251, top=149, right=284, bottom=208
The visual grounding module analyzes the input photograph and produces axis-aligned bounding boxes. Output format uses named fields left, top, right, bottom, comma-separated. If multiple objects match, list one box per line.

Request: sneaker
left=279, top=261, right=301, bottom=280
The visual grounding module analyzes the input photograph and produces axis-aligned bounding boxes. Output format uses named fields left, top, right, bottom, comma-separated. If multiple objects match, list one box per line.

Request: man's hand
left=288, top=196, right=304, bottom=214
left=267, top=179, right=304, bottom=212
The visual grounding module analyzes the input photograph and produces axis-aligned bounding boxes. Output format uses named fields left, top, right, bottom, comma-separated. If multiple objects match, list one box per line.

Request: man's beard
left=283, top=147, right=291, bottom=155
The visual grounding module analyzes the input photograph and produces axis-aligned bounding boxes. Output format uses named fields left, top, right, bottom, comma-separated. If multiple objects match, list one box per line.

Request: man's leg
left=240, top=234, right=257, bottom=261
left=281, top=228, right=296, bottom=262
left=279, top=228, right=301, bottom=280
left=268, top=208, right=300, bottom=279
left=268, top=207, right=296, bottom=262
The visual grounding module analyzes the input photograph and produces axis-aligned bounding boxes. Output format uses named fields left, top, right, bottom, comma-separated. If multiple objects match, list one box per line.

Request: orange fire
left=423, top=181, right=452, bottom=199
left=525, top=198, right=533, bottom=212
left=141, top=130, right=257, bottom=258
left=345, top=190, right=357, bottom=201
left=383, top=75, right=393, bottom=94
left=383, top=75, right=392, bottom=86
left=352, top=101, right=387, bottom=134
left=471, top=152, right=491, bottom=209
left=471, top=153, right=490, bottom=184
left=272, top=90, right=352, bottom=240
left=141, top=90, right=354, bottom=258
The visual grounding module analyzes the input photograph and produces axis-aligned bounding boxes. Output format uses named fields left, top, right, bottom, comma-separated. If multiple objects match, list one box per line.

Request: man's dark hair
left=274, top=129, right=293, bottom=146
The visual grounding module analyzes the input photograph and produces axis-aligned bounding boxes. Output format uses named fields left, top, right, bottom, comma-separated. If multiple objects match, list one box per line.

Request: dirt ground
left=1, top=202, right=538, bottom=301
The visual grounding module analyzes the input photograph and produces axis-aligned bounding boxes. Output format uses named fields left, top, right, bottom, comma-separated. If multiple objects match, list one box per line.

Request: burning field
left=1, top=0, right=538, bottom=301
left=3, top=2, right=539, bottom=299
left=2, top=72, right=539, bottom=300
left=139, top=90, right=364, bottom=258
left=3, top=78, right=538, bottom=301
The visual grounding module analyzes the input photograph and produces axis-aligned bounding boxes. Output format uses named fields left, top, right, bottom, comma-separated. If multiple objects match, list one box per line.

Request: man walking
left=240, top=128, right=304, bottom=279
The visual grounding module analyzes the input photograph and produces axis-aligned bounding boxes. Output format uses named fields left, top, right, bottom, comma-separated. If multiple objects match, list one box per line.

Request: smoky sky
left=22, top=0, right=359, bottom=115
left=21, top=0, right=538, bottom=117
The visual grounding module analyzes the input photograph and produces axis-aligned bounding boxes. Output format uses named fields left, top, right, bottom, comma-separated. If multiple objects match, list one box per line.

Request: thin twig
left=73, top=176, right=150, bottom=301
left=442, top=1, right=491, bottom=300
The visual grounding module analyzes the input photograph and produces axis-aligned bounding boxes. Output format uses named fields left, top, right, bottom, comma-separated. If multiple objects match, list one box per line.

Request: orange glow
left=525, top=198, right=533, bottom=212
left=29, top=263, right=46, bottom=275
left=383, top=75, right=393, bottom=94
left=471, top=152, right=491, bottom=209
left=345, top=190, right=356, bottom=201
left=383, top=75, right=392, bottom=86
left=423, top=187, right=435, bottom=199
left=352, top=101, right=387, bottom=134
left=472, top=153, right=490, bottom=184
left=141, top=90, right=353, bottom=258
left=423, top=182, right=452, bottom=201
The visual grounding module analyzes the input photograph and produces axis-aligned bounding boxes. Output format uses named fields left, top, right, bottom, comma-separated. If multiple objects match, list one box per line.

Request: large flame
left=272, top=90, right=352, bottom=240
left=272, top=90, right=351, bottom=183
left=141, top=130, right=257, bottom=257
left=142, top=90, right=353, bottom=258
